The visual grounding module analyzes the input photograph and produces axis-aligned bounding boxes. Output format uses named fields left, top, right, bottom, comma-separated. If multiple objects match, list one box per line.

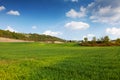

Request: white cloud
left=88, top=0, right=120, bottom=25
left=71, top=0, right=78, bottom=2
left=106, top=27, right=120, bottom=36
left=90, top=6, right=120, bottom=24
left=7, top=10, right=20, bottom=16
left=43, top=30, right=62, bottom=36
left=64, top=0, right=78, bottom=2
left=65, top=21, right=90, bottom=30
left=66, top=6, right=86, bottom=18
left=65, top=0, right=120, bottom=25
left=5, top=26, right=17, bottom=32
left=0, top=6, right=5, bottom=11
left=32, top=26, right=37, bottom=29
left=88, top=2, right=94, bottom=8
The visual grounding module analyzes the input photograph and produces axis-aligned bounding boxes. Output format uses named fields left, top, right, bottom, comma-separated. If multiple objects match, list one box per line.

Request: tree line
left=1, top=29, right=120, bottom=46
left=80, top=36, right=120, bottom=46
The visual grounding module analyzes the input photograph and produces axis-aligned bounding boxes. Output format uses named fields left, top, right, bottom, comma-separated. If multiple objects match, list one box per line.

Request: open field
left=0, top=43, right=120, bottom=80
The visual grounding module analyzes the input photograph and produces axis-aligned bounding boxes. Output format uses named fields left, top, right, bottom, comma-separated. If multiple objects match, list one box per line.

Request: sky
left=0, top=0, right=120, bottom=40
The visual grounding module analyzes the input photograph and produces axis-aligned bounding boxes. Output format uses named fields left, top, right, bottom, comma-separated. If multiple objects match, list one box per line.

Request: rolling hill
left=0, top=29, right=65, bottom=42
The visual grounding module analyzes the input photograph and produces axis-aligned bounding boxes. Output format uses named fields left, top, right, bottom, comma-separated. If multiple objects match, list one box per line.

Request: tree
left=103, top=36, right=110, bottom=43
left=92, top=37, right=96, bottom=45
left=116, top=38, right=120, bottom=45
left=92, top=37, right=96, bottom=42
left=84, top=37, right=88, bottom=43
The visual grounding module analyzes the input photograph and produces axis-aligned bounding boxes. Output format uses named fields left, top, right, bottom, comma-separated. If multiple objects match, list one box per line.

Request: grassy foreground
left=0, top=43, right=120, bottom=80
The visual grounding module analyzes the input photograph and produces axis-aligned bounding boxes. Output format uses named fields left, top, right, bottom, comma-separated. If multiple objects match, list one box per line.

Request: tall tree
left=84, top=37, right=88, bottom=43
left=103, top=36, right=110, bottom=43
left=92, top=37, right=96, bottom=45
left=116, top=38, right=120, bottom=45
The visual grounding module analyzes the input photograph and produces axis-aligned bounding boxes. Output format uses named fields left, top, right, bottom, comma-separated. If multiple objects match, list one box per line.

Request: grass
left=0, top=42, right=120, bottom=80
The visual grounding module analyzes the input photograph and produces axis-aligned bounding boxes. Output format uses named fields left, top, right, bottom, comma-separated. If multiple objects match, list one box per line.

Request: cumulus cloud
left=7, top=10, right=20, bottom=16
left=5, top=26, right=17, bottom=32
left=0, top=6, right=5, bottom=11
left=106, top=27, right=120, bottom=36
left=66, top=6, right=86, bottom=18
left=88, top=0, right=120, bottom=25
left=43, top=30, right=62, bottom=36
left=65, top=21, right=89, bottom=30
left=32, top=26, right=37, bottom=29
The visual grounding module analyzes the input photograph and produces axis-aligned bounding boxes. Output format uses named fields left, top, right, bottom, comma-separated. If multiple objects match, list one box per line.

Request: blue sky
left=0, top=0, right=120, bottom=40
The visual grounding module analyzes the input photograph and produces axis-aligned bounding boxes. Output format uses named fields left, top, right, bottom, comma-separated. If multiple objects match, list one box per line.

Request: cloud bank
left=88, top=0, right=120, bottom=25
left=106, top=27, right=120, bottom=36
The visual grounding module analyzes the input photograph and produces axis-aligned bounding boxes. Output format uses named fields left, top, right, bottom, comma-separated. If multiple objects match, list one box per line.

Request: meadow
left=0, top=43, right=120, bottom=80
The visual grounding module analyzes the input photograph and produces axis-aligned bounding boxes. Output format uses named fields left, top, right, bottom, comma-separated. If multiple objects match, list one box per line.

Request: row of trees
left=0, top=29, right=64, bottom=42
left=81, top=36, right=120, bottom=46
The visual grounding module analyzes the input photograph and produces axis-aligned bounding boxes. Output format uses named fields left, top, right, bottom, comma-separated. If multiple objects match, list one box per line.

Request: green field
left=0, top=43, right=120, bottom=80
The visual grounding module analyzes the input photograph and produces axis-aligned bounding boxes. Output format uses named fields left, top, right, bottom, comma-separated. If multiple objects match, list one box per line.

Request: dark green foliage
left=115, top=38, right=120, bottom=45
left=84, top=37, right=88, bottom=43
left=81, top=36, right=120, bottom=46
left=103, top=36, right=110, bottom=43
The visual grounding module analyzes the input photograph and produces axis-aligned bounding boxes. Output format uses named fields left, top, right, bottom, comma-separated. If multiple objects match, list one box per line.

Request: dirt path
left=0, top=37, right=33, bottom=42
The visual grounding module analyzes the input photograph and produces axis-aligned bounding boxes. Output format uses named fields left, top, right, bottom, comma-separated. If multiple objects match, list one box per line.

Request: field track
left=0, top=37, right=33, bottom=42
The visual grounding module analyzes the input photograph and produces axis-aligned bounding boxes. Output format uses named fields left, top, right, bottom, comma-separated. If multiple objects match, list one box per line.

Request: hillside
left=0, top=29, right=65, bottom=42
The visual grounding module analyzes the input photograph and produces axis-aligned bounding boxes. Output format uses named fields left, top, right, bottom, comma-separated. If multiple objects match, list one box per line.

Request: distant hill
left=0, top=29, right=65, bottom=42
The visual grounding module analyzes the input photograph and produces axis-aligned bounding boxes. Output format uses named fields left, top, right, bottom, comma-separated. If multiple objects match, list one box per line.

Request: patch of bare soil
left=0, top=37, right=33, bottom=42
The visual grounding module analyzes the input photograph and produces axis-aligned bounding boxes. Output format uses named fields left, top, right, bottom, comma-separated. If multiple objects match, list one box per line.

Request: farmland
left=0, top=43, right=120, bottom=80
